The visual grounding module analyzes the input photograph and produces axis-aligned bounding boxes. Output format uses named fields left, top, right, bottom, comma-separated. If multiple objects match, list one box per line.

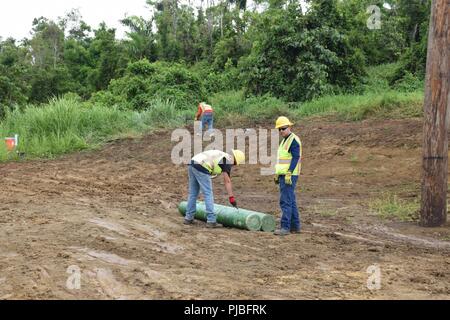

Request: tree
left=240, top=1, right=365, bottom=101
left=0, top=38, right=30, bottom=111
left=121, top=15, right=157, bottom=61
left=87, top=23, right=127, bottom=91
left=30, top=17, right=65, bottom=69
left=148, top=0, right=182, bottom=61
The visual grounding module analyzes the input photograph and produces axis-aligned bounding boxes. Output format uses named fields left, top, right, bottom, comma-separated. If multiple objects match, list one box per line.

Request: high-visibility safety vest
left=275, top=133, right=302, bottom=176
left=192, top=150, right=231, bottom=175
left=200, top=103, right=213, bottom=113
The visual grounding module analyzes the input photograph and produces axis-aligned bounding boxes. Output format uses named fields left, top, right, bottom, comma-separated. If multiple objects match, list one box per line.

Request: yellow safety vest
left=275, top=133, right=302, bottom=176
left=192, top=150, right=231, bottom=175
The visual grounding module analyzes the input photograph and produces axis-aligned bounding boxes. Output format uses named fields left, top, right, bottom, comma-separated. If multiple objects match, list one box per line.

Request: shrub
left=92, top=59, right=206, bottom=110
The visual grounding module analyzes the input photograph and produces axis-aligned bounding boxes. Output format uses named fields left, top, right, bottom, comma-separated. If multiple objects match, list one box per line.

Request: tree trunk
left=207, top=0, right=214, bottom=58
left=172, top=0, right=178, bottom=40
left=411, top=23, right=418, bottom=43
left=53, top=41, right=58, bottom=69
left=220, top=10, right=223, bottom=38
left=420, top=0, right=450, bottom=227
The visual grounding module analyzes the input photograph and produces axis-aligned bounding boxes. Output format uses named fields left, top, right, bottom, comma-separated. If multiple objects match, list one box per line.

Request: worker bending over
left=195, top=102, right=214, bottom=134
left=184, top=149, right=245, bottom=228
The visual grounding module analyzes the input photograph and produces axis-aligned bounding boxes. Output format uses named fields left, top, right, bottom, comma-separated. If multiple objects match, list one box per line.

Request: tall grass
left=0, top=97, right=186, bottom=161
left=295, top=90, right=424, bottom=121
left=210, top=91, right=291, bottom=126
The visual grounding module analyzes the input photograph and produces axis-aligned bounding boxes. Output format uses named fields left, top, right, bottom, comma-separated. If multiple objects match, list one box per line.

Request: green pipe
left=251, top=212, right=276, bottom=232
left=178, top=201, right=276, bottom=232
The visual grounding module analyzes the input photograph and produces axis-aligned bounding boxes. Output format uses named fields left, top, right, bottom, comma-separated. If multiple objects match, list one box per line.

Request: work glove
left=229, top=196, right=238, bottom=208
left=274, top=175, right=279, bottom=185
left=285, top=171, right=293, bottom=185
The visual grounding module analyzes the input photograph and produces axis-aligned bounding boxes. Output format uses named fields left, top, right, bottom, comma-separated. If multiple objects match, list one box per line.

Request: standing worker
left=184, top=149, right=246, bottom=228
left=195, top=102, right=214, bottom=135
left=273, top=117, right=302, bottom=236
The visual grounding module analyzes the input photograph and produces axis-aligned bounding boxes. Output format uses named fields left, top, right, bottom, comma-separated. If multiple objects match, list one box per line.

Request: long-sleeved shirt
left=281, top=133, right=301, bottom=173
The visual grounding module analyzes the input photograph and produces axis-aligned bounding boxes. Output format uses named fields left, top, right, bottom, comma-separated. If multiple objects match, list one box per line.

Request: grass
left=319, top=210, right=338, bottom=218
left=293, top=63, right=424, bottom=121
left=350, top=155, right=359, bottom=164
left=295, top=90, right=423, bottom=121
left=0, top=97, right=188, bottom=161
left=369, top=193, right=419, bottom=222
left=210, top=90, right=291, bottom=126
left=312, top=205, right=338, bottom=218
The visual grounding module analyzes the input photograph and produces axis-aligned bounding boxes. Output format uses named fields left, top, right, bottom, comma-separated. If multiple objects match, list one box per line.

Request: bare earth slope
left=1, top=118, right=449, bottom=299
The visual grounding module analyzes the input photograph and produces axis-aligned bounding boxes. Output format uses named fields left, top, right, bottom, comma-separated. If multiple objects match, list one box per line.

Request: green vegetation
left=210, top=91, right=290, bottom=126
left=0, top=1, right=430, bottom=110
left=296, top=90, right=423, bottom=121
left=295, top=63, right=424, bottom=120
left=0, top=0, right=431, bottom=161
left=0, top=97, right=188, bottom=160
left=370, top=193, right=420, bottom=222
left=91, top=60, right=207, bottom=110
left=351, top=155, right=359, bottom=164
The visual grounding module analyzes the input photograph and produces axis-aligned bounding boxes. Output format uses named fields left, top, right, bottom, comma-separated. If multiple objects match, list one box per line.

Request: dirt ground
left=1, top=117, right=449, bottom=300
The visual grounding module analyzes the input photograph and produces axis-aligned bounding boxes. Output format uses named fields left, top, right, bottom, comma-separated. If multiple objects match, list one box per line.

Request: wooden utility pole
left=421, top=0, right=450, bottom=227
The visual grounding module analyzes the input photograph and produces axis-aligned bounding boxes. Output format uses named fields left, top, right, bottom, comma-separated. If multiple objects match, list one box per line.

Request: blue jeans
left=279, top=175, right=300, bottom=231
left=186, top=165, right=216, bottom=223
left=200, top=113, right=214, bottom=132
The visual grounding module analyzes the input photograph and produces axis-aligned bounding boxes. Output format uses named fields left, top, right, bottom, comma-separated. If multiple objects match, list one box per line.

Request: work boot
left=274, top=228, right=290, bottom=236
left=183, top=219, right=194, bottom=225
left=206, top=222, right=222, bottom=229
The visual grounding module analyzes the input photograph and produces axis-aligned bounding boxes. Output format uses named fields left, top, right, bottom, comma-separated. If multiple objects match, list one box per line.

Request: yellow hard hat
left=275, top=116, right=293, bottom=129
left=232, top=149, right=245, bottom=166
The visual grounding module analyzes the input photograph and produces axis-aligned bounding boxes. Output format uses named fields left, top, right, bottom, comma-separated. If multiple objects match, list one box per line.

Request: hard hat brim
left=275, top=122, right=294, bottom=129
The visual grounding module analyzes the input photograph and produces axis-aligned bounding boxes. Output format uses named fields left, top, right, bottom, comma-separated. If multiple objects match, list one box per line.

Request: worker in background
left=195, top=102, right=214, bottom=135
left=184, top=149, right=246, bottom=228
left=273, top=116, right=302, bottom=236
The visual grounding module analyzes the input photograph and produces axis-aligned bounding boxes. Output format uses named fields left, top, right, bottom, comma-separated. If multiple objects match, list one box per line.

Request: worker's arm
left=223, top=172, right=238, bottom=207
left=223, top=172, right=234, bottom=198
left=288, top=139, right=300, bottom=173
left=195, top=105, right=202, bottom=120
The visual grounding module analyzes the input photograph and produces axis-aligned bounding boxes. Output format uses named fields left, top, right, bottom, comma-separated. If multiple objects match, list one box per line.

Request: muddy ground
left=0, top=118, right=449, bottom=299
